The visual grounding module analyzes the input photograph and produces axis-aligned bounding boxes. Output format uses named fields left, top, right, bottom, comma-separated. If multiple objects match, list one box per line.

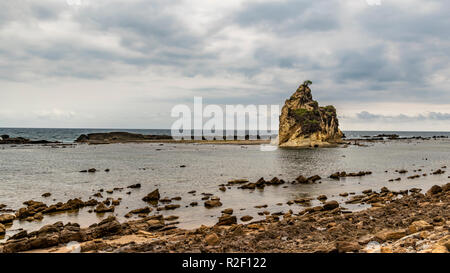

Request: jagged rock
left=279, top=82, right=343, bottom=147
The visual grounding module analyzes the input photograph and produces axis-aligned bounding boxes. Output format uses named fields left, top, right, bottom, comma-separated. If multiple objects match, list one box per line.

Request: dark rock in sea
left=164, top=204, right=180, bottom=210
left=127, top=183, right=141, bottom=189
left=41, top=193, right=51, bottom=198
left=216, top=215, right=237, bottom=226
left=75, top=132, right=172, bottom=144
left=432, top=169, right=445, bottom=175
left=0, top=214, right=15, bottom=224
left=322, top=201, right=339, bottom=211
left=142, top=189, right=160, bottom=202
left=0, top=135, right=61, bottom=145
left=128, top=207, right=151, bottom=215
left=94, top=203, right=115, bottom=213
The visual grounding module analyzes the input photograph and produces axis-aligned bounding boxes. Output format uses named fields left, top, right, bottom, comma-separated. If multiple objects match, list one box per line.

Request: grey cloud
left=234, top=0, right=340, bottom=34
left=358, top=1, right=450, bottom=42
left=0, top=1, right=450, bottom=129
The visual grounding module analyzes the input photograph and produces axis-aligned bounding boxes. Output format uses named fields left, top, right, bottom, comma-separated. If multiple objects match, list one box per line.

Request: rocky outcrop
left=75, top=132, right=172, bottom=144
left=0, top=135, right=60, bottom=145
left=278, top=82, right=343, bottom=147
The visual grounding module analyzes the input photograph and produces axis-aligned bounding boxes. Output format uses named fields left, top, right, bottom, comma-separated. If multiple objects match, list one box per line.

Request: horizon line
left=0, top=127, right=449, bottom=133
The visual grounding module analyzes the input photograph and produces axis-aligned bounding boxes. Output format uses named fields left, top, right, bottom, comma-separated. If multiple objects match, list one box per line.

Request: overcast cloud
left=0, top=0, right=449, bottom=130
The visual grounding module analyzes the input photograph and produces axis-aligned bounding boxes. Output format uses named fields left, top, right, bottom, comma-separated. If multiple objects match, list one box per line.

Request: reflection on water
left=0, top=138, right=449, bottom=241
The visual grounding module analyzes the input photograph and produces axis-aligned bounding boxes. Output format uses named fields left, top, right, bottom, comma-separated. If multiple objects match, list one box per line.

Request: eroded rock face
left=278, top=83, right=343, bottom=147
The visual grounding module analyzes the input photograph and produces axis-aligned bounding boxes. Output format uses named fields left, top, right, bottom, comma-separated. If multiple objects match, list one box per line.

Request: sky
left=0, top=0, right=449, bottom=131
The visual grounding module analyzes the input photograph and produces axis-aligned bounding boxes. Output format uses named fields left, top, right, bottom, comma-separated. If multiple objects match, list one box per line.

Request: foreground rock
left=1, top=183, right=448, bottom=253
left=278, top=81, right=343, bottom=147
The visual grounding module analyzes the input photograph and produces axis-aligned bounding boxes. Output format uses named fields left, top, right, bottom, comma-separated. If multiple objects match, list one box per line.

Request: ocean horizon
left=1, top=127, right=449, bottom=143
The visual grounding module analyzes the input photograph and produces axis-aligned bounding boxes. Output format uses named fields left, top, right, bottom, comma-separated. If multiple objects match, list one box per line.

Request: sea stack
left=278, top=81, right=343, bottom=147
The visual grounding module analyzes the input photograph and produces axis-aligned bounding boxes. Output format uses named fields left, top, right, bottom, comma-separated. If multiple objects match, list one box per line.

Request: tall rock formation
left=278, top=82, right=343, bottom=147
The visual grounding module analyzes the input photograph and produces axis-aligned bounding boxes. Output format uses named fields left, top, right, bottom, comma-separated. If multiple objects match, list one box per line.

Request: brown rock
left=375, top=229, right=407, bottom=242
left=216, top=215, right=237, bottom=226
left=0, top=214, right=15, bottom=224
left=221, top=208, right=233, bottom=215
left=408, top=220, right=433, bottom=234
left=426, top=185, right=442, bottom=196
left=204, top=200, right=222, bottom=208
left=94, top=203, right=114, bottom=213
left=336, top=241, right=361, bottom=253
left=240, top=215, right=253, bottom=222
left=322, top=201, right=339, bottom=211
left=205, top=233, right=220, bottom=246
left=164, top=204, right=180, bottom=210
left=129, top=207, right=151, bottom=214
left=317, top=195, right=327, bottom=201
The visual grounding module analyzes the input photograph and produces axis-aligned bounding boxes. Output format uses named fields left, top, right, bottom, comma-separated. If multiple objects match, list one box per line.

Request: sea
left=0, top=128, right=449, bottom=241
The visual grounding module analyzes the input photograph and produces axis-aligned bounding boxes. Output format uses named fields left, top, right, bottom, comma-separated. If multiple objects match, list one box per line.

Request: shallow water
left=0, top=138, right=449, bottom=242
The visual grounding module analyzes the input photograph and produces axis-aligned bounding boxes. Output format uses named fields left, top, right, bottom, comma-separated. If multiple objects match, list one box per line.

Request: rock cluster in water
left=278, top=81, right=343, bottom=147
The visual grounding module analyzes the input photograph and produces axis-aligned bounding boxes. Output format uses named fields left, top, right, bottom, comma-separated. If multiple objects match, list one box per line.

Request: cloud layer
left=0, top=0, right=449, bottom=130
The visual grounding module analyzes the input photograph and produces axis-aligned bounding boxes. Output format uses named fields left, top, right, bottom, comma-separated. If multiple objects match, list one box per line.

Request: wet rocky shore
left=1, top=181, right=448, bottom=253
